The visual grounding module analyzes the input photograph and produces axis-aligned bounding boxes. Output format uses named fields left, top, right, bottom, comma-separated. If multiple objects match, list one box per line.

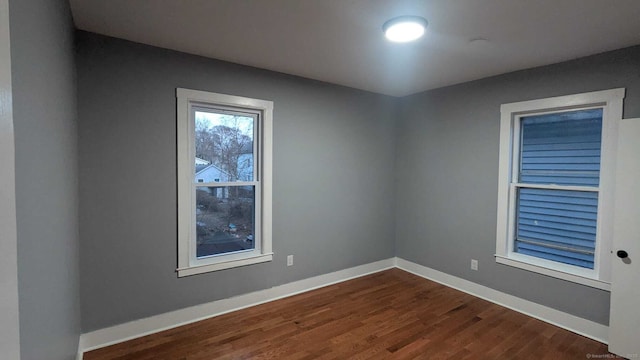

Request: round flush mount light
left=383, top=16, right=428, bottom=43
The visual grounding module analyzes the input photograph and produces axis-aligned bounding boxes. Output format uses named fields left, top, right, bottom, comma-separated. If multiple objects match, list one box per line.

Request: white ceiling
left=69, top=0, right=640, bottom=97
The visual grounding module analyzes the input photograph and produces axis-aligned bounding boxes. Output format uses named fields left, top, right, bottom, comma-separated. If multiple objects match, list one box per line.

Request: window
left=177, top=88, right=273, bottom=277
left=496, top=89, right=625, bottom=290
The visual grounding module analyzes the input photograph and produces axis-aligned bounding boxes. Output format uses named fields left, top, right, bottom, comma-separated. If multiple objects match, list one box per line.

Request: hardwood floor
left=84, top=269, right=611, bottom=359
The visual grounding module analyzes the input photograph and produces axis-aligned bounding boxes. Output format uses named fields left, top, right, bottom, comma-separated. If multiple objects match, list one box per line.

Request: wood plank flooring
left=84, top=269, right=611, bottom=359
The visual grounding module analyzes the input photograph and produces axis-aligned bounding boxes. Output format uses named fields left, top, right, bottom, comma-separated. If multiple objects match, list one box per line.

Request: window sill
left=495, top=254, right=610, bottom=291
left=177, top=253, right=273, bottom=277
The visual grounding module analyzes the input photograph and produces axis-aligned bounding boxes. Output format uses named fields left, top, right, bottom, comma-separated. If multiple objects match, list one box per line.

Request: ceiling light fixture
left=383, top=16, right=428, bottom=43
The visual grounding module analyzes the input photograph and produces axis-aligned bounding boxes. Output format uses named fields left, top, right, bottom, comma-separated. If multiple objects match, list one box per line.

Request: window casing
left=177, top=88, right=273, bottom=277
left=496, top=89, right=625, bottom=290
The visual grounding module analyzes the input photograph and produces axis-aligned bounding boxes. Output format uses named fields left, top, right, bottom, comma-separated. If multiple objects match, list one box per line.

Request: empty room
left=2, top=0, right=640, bottom=359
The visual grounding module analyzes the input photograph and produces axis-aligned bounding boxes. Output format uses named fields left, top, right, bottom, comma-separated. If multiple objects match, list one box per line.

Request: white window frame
left=496, top=88, right=625, bottom=291
left=176, top=88, right=273, bottom=277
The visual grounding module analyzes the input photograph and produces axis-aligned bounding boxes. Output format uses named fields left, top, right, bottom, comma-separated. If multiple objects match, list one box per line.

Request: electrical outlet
left=287, top=255, right=293, bottom=266
left=471, top=259, right=478, bottom=271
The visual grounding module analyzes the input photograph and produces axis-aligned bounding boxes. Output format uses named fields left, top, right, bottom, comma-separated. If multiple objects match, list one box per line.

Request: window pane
left=196, top=186, right=255, bottom=258
left=194, top=109, right=255, bottom=182
left=519, top=109, right=602, bottom=186
left=515, top=187, right=598, bottom=269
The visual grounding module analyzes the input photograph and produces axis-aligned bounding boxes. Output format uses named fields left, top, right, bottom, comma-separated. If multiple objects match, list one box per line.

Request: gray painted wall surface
left=9, top=0, right=80, bottom=358
left=396, top=45, right=640, bottom=325
left=77, top=29, right=640, bottom=332
left=76, top=32, right=397, bottom=332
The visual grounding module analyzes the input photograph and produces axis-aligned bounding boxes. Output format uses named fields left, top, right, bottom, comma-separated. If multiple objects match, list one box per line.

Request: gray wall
left=396, top=45, right=640, bottom=325
left=9, top=0, right=80, bottom=359
left=76, top=32, right=397, bottom=332
left=77, top=29, right=640, bottom=333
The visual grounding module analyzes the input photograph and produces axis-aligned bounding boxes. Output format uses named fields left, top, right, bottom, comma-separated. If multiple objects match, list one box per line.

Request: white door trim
left=0, top=0, right=21, bottom=358
left=608, top=117, right=640, bottom=357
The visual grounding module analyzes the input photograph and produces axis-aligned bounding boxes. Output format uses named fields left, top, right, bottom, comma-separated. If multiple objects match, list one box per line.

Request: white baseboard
left=78, top=256, right=609, bottom=358
left=395, top=257, right=609, bottom=344
left=76, top=338, right=83, bottom=360
left=78, top=258, right=395, bottom=357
